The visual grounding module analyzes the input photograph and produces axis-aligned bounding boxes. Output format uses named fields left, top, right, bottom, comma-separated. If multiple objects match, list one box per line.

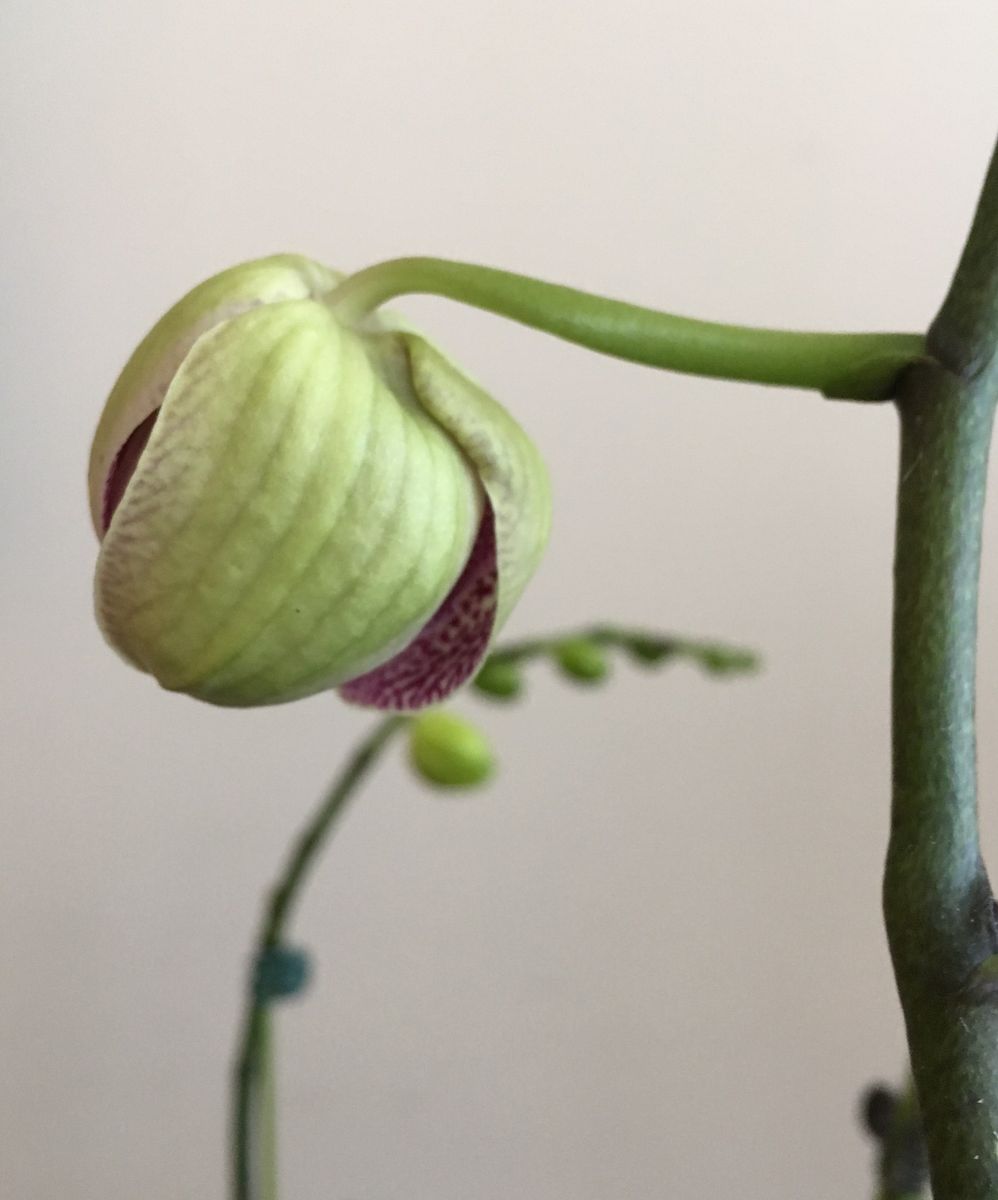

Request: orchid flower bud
left=554, top=637, right=609, bottom=683
left=89, top=255, right=550, bottom=709
left=408, top=710, right=494, bottom=789
left=472, top=658, right=524, bottom=701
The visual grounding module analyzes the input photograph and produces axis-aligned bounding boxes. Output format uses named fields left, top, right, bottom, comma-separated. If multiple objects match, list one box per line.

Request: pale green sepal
left=393, top=332, right=551, bottom=632
left=88, top=254, right=341, bottom=536
left=95, top=299, right=483, bottom=706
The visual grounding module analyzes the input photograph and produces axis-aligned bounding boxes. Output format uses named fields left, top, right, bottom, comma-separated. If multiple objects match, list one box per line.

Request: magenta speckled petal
left=339, top=507, right=498, bottom=710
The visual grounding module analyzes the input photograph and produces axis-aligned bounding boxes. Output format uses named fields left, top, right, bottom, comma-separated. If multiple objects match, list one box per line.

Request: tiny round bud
left=408, top=711, right=494, bottom=789
left=473, top=659, right=523, bottom=700
left=554, top=638, right=609, bottom=683
left=697, top=646, right=758, bottom=675
left=623, top=635, right=675, bottom=665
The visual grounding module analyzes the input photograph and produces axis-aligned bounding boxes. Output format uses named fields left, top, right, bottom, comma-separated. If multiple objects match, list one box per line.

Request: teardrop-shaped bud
left=695, top=646, right=758, bottom=675
left=89, top=255, right=551, bottom=708
left=554, top=638, right=609, bottom=683
left=622, top=634, right=676, bottom=665
left=408, top=710, right=494, bottom=789
left=472, top=659, right=524, bottom=701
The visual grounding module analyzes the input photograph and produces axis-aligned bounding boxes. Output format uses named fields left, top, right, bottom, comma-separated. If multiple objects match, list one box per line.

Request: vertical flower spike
left=90, top=256, right=550, bottom=709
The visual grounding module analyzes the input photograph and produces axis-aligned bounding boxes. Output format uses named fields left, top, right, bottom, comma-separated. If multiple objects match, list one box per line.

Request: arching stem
left=231, top=716, right=407, bottom=1200
left=326, top=256, right=924, bottom=400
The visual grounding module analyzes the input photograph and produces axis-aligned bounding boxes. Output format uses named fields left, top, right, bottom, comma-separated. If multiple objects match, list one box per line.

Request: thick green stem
left=886, top=135, right=998, bottom=1200
left=326, top=257, right=923, bottom=400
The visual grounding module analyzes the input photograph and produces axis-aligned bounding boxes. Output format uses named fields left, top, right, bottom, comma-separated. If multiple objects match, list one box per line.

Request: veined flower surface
left=89, top=255, right=550, bottom=709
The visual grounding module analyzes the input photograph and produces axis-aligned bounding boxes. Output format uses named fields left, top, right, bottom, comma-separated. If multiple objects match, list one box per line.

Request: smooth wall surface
left=4, top=3, right=998, bottom=1197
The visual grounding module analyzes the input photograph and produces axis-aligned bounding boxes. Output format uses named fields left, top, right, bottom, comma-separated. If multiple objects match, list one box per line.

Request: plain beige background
left=5, top=2, right=998, bottom=1197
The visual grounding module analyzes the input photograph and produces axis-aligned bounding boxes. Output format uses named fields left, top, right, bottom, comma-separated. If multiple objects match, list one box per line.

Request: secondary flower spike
left=89, top=255, right=551, bottom=709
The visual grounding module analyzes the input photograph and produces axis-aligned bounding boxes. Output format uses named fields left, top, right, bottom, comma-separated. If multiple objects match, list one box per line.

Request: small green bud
left=696, top=646, right=758, bottom=675
left=472, top=659, right=523, bottom=700
left=408, top=710, right=494, bottom=789
left=623, top=635, right=675, bottom=665
left=553, top=638, right=609, bottom=683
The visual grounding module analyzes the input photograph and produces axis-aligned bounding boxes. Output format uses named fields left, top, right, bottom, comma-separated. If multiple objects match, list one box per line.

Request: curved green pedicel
left=88, top=255, right=341, bottom=536
left=327, top=257, right=925, bottom=401
left=95, top=300, right=484, bottom=705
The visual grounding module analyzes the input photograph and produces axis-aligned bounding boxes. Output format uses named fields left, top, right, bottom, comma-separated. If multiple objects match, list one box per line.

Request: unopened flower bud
left=696, top=646, right=758, bottom=675
left=554, top=638, right=609, bottom=683
left=472, top=659, right=524, bottom=701
left=408, top=710, right=494, bottom=789
left=89, top=255, right=550, bottom=709
left=623, top=634, right=675, bottom=665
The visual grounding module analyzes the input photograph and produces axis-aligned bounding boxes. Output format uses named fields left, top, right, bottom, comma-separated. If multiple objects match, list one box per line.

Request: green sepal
left=396, top=333, right=551, bottom=633
left=89, top=255, right=341, bottom=536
